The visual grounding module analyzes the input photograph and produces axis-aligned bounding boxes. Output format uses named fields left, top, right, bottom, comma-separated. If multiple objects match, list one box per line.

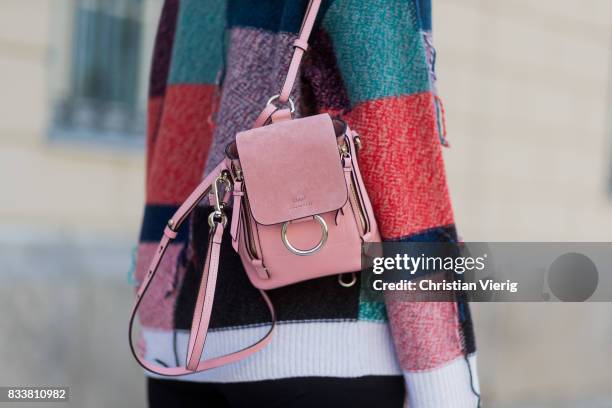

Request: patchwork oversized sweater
left=135, top=0, right=480, bottom=406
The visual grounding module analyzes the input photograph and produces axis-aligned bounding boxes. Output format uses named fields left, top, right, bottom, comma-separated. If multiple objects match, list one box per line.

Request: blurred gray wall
left=436, top=0, right=612, bottom=406
left=0, top=235, right=145, bottom=407
left=0, top=1, right=159, bottom=407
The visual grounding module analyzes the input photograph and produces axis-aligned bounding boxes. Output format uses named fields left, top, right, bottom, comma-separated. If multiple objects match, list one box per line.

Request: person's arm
left=312, top=1, right=480, bottom=406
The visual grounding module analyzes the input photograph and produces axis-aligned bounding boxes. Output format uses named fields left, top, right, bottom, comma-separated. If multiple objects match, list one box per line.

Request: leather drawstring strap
left=129, top=0, right=321, bottom=376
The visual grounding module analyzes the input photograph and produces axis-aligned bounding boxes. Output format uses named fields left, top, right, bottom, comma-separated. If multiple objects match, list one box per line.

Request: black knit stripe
left=148, top=375, right=405, bottom=408
left=456, top=299, right=477, bottom=355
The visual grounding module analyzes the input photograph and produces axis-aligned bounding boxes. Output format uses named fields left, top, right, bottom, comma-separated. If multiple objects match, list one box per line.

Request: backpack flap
left=235, top=114, right=348, bottom=226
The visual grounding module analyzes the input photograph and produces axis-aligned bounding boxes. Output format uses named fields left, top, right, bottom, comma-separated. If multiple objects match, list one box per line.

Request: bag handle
left=254, top=0, right=322, bottom=127
left=128, top=161, right=277, bottom=376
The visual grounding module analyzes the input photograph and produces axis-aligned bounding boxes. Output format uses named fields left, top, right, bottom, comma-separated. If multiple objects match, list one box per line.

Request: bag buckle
left=281, top=215, right=328, bottom=256
left=208, top=172, right=232, bottom=228
left=266, top=94, right=295, bottom=113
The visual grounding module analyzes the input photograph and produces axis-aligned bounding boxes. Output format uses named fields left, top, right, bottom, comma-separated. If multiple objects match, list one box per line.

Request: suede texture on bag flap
left=235, top=113, right=348, bottom=226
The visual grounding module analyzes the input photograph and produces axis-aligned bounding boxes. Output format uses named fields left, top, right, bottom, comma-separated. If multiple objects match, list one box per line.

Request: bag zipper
left=348, top=175, right=368, bottom=235
left=241, top=194, right=260, bottom=259
left=340, top=142, right=368, bottom=236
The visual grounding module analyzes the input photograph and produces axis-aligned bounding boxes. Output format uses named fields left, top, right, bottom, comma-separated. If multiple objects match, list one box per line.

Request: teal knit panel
left=168, top=0, right=227, bottom=85
left=322, top=0, right=431, bottom=105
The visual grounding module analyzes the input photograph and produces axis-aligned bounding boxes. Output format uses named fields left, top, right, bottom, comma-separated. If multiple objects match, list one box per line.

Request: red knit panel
left=147, top=84, right=218, bottom=205
left=386, top=300, right=463, bottom=371
left=135, top=242, right=185, bottom=329
left=146, top=96, right=164, bottom=180
left=344, top=93, right=454, bottom=239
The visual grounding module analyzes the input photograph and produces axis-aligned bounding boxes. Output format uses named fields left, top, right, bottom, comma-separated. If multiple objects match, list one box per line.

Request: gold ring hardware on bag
left=167, top=218, right=176, bottom=231
left=353, top=135, right=362, bottom=151
left=339, top=142, right=350, bottom=158
left=231, top=161, right=243, bottom=182
left=266, top=94, right=295, bottom=113
left=281, top=215, right=328, bottom=256
left=338, top=272, right=357, bottom=288
left=208, top=211, right=228, bottom=228
left=208, top=172, right=232, bottom=228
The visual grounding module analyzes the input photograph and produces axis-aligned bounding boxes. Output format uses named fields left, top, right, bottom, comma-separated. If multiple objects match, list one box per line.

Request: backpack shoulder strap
left=253, top=0, right=322, bottom=127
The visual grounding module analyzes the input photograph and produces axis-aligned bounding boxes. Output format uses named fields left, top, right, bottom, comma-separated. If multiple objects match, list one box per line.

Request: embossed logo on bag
left=290, top=193, right=313, bottom=210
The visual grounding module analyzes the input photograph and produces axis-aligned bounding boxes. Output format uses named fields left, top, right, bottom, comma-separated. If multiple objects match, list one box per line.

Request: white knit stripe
left=404, top=354, right=480, bottom=408
left=143, top=321, right=401, bottom=382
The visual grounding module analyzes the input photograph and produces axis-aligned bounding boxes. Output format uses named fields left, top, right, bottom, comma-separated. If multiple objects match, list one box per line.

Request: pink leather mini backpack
left=129, top=0, right=380, bottom=376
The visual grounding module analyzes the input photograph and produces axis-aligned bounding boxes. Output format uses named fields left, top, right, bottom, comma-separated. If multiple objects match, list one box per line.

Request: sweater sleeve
left=314, top=1, right=480, bottom=406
